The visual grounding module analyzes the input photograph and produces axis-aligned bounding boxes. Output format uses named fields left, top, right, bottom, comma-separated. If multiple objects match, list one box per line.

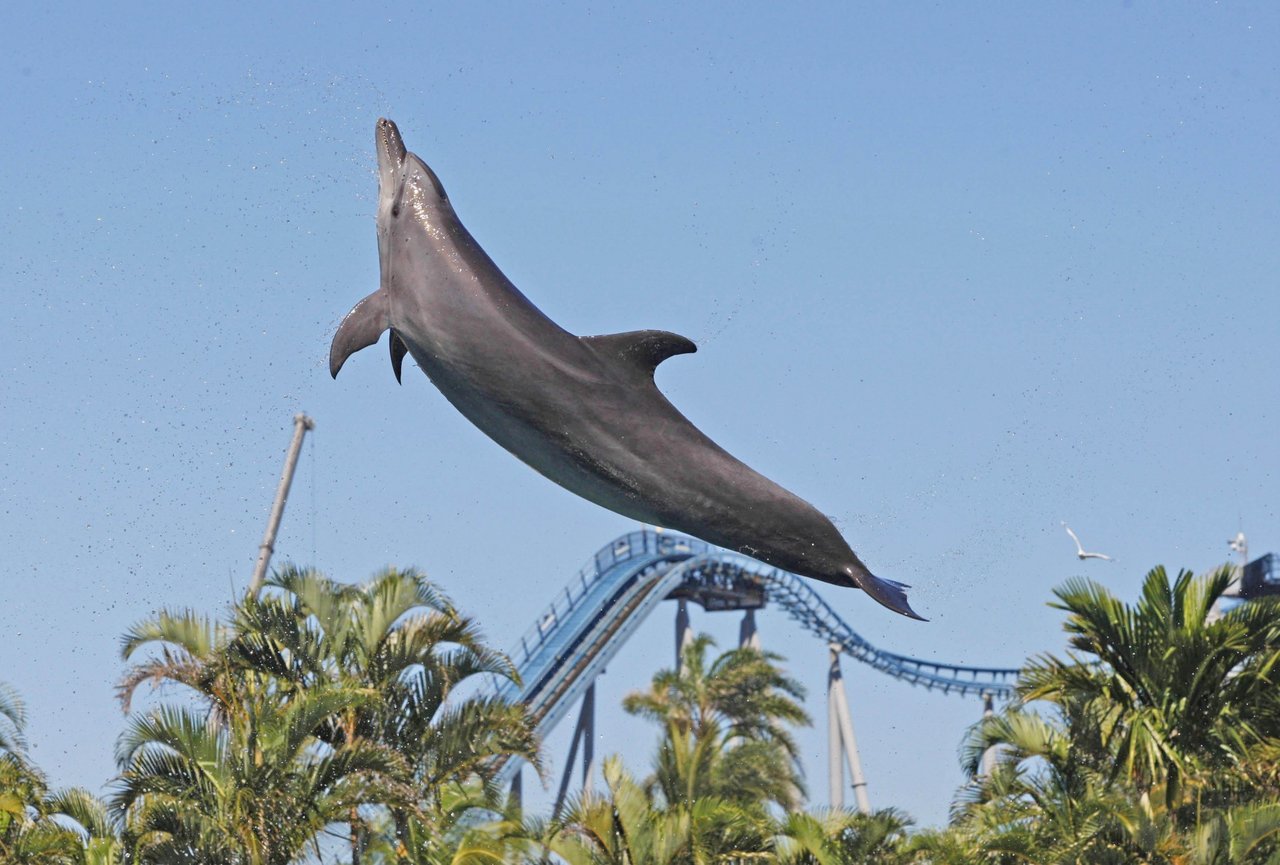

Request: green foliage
left=547, top=755, right=774, bottom=865
left=15, top=559, right=1280, bottom=864
left=543, top=635, right=920, bottom=865
left=774, top=808, right=913, bottom=865
left=113, top=689, right=409, bottom=864
left=623, top=634, right=810, bottom=811
left=111, top=565, right=538, bottom=865
left=2, top=681, right=29, bottom=756
left=1180, top=801, right=1280, bottom=865
left=1, top=683, right=121, bottom=865
left=1021, top=565, right=1280, bottom=809
left=929, top=564, right=1280, bottom=864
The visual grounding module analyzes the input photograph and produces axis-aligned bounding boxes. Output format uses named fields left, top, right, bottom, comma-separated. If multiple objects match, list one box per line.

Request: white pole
left=980, top=691, right=997, bottom=777
left=828, top=649, right=843, bottom=808
left=248, top=413, right=314, bottom=599
left=828, top=643, right=871, bottom=813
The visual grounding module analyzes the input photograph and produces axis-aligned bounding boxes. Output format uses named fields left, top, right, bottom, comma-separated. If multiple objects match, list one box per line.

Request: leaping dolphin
left=331, top=118, right=923, bottom=620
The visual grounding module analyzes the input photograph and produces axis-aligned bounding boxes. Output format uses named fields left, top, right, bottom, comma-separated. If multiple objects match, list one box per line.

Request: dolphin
left=330, top=118, right=923, bottom=620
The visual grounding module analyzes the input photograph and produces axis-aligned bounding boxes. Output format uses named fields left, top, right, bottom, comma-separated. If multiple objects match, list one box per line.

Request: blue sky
left=2, top=2, right=1278, bottom=828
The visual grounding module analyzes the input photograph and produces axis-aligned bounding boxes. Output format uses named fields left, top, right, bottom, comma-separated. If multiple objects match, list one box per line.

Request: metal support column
left=248, top=413, right=315, bottom=599
left=675, top=599, right=693, bottom=669
left=552, top=681, right=596, bottom=816
left=738, top=609, right=760, bottom=650
left=581, top=682, right=596, bottom=788
left=827, top=643, right=871, bottom=814
left=979, top=691, right=997, bottom=778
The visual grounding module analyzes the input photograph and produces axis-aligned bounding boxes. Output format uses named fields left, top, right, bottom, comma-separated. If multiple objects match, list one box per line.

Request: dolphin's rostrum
left=331, top=118, right=923, bottom=620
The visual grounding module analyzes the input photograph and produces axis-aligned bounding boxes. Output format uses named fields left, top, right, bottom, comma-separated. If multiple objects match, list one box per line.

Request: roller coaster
left=495, top=529, right=1021, bottom=809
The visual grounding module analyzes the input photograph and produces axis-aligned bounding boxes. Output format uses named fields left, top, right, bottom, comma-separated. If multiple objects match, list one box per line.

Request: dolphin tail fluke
left=330, top=290, right=390, bottom=378
left=852, top=571, right=927, bottom=621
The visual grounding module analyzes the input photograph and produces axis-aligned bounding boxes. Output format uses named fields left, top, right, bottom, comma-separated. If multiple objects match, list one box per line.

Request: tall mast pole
left=248, top=413, right=315, bottom=599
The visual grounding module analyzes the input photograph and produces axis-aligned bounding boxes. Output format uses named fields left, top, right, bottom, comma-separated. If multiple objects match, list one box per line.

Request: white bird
left=1062, top=522, right=1113, bottom=561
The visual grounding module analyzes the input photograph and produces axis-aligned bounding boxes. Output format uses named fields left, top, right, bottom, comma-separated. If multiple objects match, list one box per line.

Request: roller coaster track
left=494, top=530, right=1020, bottom=780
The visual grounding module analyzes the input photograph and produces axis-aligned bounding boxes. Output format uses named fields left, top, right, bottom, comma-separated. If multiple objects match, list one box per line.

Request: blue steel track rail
left=495, top=530, right=1020, bottom=780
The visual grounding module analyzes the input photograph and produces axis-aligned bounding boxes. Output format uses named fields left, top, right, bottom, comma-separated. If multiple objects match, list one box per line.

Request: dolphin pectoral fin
left=330, top=289, right=390, bottom=378
left=851, top=570, right=927, bottom=621
left=389, top=330, right=409, bottom=384
left=583, top=330, right=697, bottom=379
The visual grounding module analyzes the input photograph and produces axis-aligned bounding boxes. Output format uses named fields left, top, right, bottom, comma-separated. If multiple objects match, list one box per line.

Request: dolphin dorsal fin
left=583, top=330, right=697, bottom=378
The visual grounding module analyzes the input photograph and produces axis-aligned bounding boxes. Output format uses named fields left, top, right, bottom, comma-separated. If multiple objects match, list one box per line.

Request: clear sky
left=2, top=1, right=1277, bottom=829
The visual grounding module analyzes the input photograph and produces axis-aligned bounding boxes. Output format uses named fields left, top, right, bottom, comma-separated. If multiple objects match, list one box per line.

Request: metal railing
left=513, top=532, right=704, bottom=664
left=757, top=566, right=1019, bottom=697
left=500, top=530, right=1019, bottom=710
left=491, top=531, right=1022, bottom=784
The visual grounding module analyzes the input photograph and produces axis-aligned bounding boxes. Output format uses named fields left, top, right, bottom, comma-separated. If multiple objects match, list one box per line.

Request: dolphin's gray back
left=331, top=121, right=923, bottom=620
left=388, top=207, right=854, bottom=579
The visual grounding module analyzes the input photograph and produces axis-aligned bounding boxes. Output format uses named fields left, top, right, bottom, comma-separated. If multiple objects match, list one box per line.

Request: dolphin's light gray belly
left=400, top=337, right=668, bottom=524
left=401, top=332, right=850, bottom=578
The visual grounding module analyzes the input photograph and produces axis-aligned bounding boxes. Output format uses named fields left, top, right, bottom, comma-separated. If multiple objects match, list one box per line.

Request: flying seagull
left=1062, top=522, right=1113, bottom=561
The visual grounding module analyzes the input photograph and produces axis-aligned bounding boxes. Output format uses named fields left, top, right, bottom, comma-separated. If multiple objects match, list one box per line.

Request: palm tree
left=245, top=565, right=539, bottom=863
left=43, top=789, right=124, bottom=865
left=372, top=779, right=541, bottom=865
left=547, top=755, right=771, bottom=865
left=1018, top=565, right=1280, bottom=811
left=623, top=633, right=809, bottom=810
left=259, top=565, right=538, bottom=789
left=114, top=565, right=539, bottom=865
left=116, top=605, right=369, bottom=864
left=1182, top=801, right=1280, bottom=865
left=774, top=807, right=913, bottom=865
left=930, top=565, right=1280, bottom=864
left=949, top=705, right=1177, bottom=864
left=1, top=752, right=84, bottom=865
left=2, top=683, right=121, bottom=865
left=112, top=685, right=410, bottom=864
left=2, top=682, right=27, bottom=758
left=545, top=634, right=812, bottom=864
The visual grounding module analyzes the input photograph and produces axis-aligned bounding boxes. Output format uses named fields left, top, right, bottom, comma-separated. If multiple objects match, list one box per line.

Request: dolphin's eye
left=390, top=182, right=406, bottom=218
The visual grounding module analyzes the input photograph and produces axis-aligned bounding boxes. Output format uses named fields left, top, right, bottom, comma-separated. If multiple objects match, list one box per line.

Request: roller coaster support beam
left=675, top=599, right=693, bottom=669
left=979, top=691, right=997, bottom=777
left=739, top=609, right=760, bottom=650
left=553, top=681, right=597, bottom=817
left=827, top=642, right=871, bottom=814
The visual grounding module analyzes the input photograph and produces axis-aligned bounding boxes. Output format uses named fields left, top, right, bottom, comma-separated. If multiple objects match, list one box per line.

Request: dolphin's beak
left=376, top=118, right=407, bottom=193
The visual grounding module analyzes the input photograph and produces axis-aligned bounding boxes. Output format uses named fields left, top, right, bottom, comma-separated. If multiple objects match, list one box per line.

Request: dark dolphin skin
left=331, top=119, right=923, bottom=620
